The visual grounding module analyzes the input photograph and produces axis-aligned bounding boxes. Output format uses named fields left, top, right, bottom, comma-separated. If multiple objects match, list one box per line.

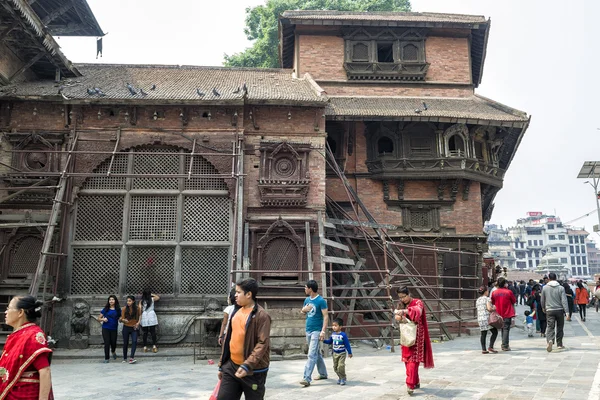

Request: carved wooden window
left=351, top=42, right=370, bottom=62
left=402, top=43, right=419, bottom=61
left=448, top=135, right=465, bottom=158
left=474, top=141, right=485, bottom=161
left=343, top=28, right=428, bottom=80
left=378, top=137, right=394, bottom=155
left=255, top=218, right=305, bottom=281
left=400, top=206, right=441, bottom=233
left=377, top=42, right=394, bottom=63
left=409, top=135, right=435, bottom=157
left=258, top=141, right=311, bottom=207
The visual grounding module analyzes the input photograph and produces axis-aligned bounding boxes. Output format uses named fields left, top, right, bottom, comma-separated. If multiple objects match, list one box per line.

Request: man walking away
left=541, top=272, right=568, bottom=352
left=299, top=280, right=329, bottom=387
left=518, top=281, right=526, bottom=305
left=490, top=277, right=516, bottom=351
left=218, top=278, right=271, bottom=400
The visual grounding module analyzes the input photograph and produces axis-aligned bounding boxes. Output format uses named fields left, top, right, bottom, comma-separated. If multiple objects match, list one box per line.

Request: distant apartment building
left=485, top=212, right=590, bottom=277
left=586, top=241, right=600, bottom=276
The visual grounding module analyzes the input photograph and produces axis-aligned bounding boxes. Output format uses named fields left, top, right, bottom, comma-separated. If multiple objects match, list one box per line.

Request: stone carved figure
left=70, top=301, right=90, bottom=338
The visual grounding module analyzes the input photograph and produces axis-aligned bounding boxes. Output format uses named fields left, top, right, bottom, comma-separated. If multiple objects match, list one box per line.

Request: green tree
left=224, top=0, right=411, bottom=68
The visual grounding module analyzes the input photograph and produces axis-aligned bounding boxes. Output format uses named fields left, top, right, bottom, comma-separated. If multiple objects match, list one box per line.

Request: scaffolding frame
left=0, top=126, right=243, bottom=335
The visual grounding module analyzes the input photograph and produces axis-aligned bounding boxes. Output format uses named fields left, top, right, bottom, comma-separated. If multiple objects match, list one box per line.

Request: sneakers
left=152, top=346, right=158, bottom=353
left=487, top=348, right=498, bottom=354
left=314, top=375, right=328, bottom=380
left=112, top=352, right=117, bottom=360
left=102, top=359, right=109, bottom=364
left=557, top=346, right=565, bottom=350
left=415, top=383, right=420, bottom=389
left=340, top=379, right=346, bottom=386
left=546, top=341, right=553, bottom=352
left=299, top=380, right=310, bottom=387
left=122, top=360, right=127, bottom=363
left=128, top=359, right=137, bottom=364
left=407, top=387, right=414, bottom=395
left=501, top=347, right=511, bottom=351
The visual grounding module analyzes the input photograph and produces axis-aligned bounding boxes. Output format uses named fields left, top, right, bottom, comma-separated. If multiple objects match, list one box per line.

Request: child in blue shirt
left=524, top=310, right=535, bottom=337
left=323, top=317, right=353, bottom=385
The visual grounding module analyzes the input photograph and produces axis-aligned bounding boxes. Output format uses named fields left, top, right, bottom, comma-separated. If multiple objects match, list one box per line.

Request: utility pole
left=577, top=162, right=600, bottom=234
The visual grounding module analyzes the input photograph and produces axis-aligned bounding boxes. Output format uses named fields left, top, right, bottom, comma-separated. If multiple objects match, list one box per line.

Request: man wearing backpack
left=541, top=273, right=569, bottom=352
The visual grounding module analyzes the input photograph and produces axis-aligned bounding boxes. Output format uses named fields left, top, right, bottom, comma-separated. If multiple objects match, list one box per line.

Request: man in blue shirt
left=299, top=280, right=328, bottom=387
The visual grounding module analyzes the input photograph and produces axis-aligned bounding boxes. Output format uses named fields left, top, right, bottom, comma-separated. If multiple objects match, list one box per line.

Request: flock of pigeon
left=56, top=82, right=249, bottom=100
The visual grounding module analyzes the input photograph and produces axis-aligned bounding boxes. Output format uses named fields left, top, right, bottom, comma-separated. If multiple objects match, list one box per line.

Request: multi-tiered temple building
left=0, top=1, right=529, bottom=348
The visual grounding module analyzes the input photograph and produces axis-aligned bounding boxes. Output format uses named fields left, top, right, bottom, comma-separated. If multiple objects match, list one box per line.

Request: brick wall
left=321, top=84, right=473, bottom=97
left=298, top=35, right=346, bottom=81
left=425, top=37, right=471, bottom=84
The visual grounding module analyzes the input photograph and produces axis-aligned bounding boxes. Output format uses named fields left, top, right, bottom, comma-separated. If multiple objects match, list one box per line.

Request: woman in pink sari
left=394, top=286, right=434, bottom=395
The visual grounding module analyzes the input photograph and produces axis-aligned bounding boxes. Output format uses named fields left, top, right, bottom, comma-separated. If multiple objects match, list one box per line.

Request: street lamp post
left=577, top=161, right=600, bottom=233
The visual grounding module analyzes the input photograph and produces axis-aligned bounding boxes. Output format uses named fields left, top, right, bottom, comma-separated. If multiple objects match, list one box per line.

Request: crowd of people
left=477, top=273, right=598, bottom=354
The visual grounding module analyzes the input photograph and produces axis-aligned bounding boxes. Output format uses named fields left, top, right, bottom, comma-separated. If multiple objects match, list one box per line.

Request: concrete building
left=486, top=213, right=590, bottom=277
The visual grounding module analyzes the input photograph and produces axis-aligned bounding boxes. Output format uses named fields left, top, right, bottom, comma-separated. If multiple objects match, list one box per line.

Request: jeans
left=501, top=317, right=512, bottom=349
left=303, top=330, right=327, bottom=382
left=122, top=326, right=138, bottom=360
left=102, top=328, right=117, bottom=360
left=546, top=310, right=564, bottom=346
left=480, top=327, right=498, bottom=350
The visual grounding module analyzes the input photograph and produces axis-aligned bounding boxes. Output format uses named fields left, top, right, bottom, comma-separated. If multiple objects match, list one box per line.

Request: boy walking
left=323, top=318, right=353, bottom=385
left=524, top=310, right=535, bottom=337
left=218, top=278, right=271, bottom=400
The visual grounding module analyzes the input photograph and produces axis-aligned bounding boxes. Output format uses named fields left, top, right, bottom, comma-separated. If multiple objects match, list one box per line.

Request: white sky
left=55, top=0, right=600, bottom=237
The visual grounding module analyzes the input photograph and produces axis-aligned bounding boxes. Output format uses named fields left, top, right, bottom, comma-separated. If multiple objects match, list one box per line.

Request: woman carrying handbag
left=394, top=286, right=434, bottom=396
left=476, top=286, right=498, bottom=354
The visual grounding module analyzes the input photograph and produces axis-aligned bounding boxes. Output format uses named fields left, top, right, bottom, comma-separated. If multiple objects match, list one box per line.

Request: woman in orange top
left=575, top=281, right=589, bottom=322
left=120, top=295, right=141, bottom=364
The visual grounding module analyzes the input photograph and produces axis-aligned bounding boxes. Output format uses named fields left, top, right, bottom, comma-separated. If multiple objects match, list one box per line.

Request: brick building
left=0, top=2, right=529, bottom=348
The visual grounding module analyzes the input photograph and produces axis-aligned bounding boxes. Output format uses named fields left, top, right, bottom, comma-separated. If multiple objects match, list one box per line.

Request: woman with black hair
left=218, top=288, right=237, bottom=346
left=562, top=282, right=574, bottom=321
left=98, top=295, right=121, bottom=363
left=0, top=295, right=53, bottom=399
left=575, top=281, right=589, bottom=322
left=140, top=289, right=160, bottom=353
left=476, top=286, right=498, bottom=354
left=120, top=295, right=141, bottom=364
left=394, top=286, right=434, bottom=395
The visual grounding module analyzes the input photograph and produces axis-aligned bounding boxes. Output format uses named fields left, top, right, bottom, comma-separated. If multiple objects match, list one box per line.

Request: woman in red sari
left=394, top=286, right=434, bottom=395
left=0, top=296, right=53, bottom=399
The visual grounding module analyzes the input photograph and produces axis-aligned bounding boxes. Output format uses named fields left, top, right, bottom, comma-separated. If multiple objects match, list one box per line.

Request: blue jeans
left=303, top=330, right=327, bottom=382
left=122, top=326, right=138, bottom=360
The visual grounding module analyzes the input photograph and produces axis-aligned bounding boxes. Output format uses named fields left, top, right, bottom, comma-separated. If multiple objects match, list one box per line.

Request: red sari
left=0, top=323, right=53, bottom=400
left=401, top=298, right=434, bottom=389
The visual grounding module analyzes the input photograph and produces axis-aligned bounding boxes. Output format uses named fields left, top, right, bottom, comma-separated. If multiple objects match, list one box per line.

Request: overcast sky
left=55, top=0, right=600, bottom=238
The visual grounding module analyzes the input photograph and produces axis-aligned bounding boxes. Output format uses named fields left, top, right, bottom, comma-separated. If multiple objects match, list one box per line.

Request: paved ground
left=51, top=303, right=600, bottom=399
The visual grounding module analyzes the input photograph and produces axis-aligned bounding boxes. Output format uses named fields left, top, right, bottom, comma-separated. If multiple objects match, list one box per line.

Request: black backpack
left=526, top=295, right=535, bottom=307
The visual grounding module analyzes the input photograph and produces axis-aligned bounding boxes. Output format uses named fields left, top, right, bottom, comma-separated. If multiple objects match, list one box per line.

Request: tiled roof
left=0, top=64, right=327, bottom=105
left=281, top=11, right=486, bottom=25
left=325, top=95, right=528, bottom=125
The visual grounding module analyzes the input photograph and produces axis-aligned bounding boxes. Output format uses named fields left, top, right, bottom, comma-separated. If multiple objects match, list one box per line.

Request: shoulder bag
left=399, top=320, right=417, bottom=347
left=487, top=310, right=504, bottom=329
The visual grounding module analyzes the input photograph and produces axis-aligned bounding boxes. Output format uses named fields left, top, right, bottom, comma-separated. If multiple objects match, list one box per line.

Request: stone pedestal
left=69, top=335, right=89, bottom=349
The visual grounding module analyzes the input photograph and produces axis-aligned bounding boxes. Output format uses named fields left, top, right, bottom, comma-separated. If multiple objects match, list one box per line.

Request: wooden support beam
left=322, top=256, right=355, bottom=266
left=42, top=3, right=74, bottom=24
left=0, top=21, right=19, bottom=42
left=8, top=51, right=46, bottom=82
left=321, top=238, right=349, bottom=252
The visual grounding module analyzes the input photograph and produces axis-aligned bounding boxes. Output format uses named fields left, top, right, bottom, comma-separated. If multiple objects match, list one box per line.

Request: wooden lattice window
left=402, top=43, right=419, bottom=61
left=351, top=42, right=370, bottom=62
left=9, top=236, right=42, bottom=276
left=410, top=211, right=430, bottom=229
left=70, top=145, right=232, bottom=297
left=255, top=218, right=305, bottom=281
